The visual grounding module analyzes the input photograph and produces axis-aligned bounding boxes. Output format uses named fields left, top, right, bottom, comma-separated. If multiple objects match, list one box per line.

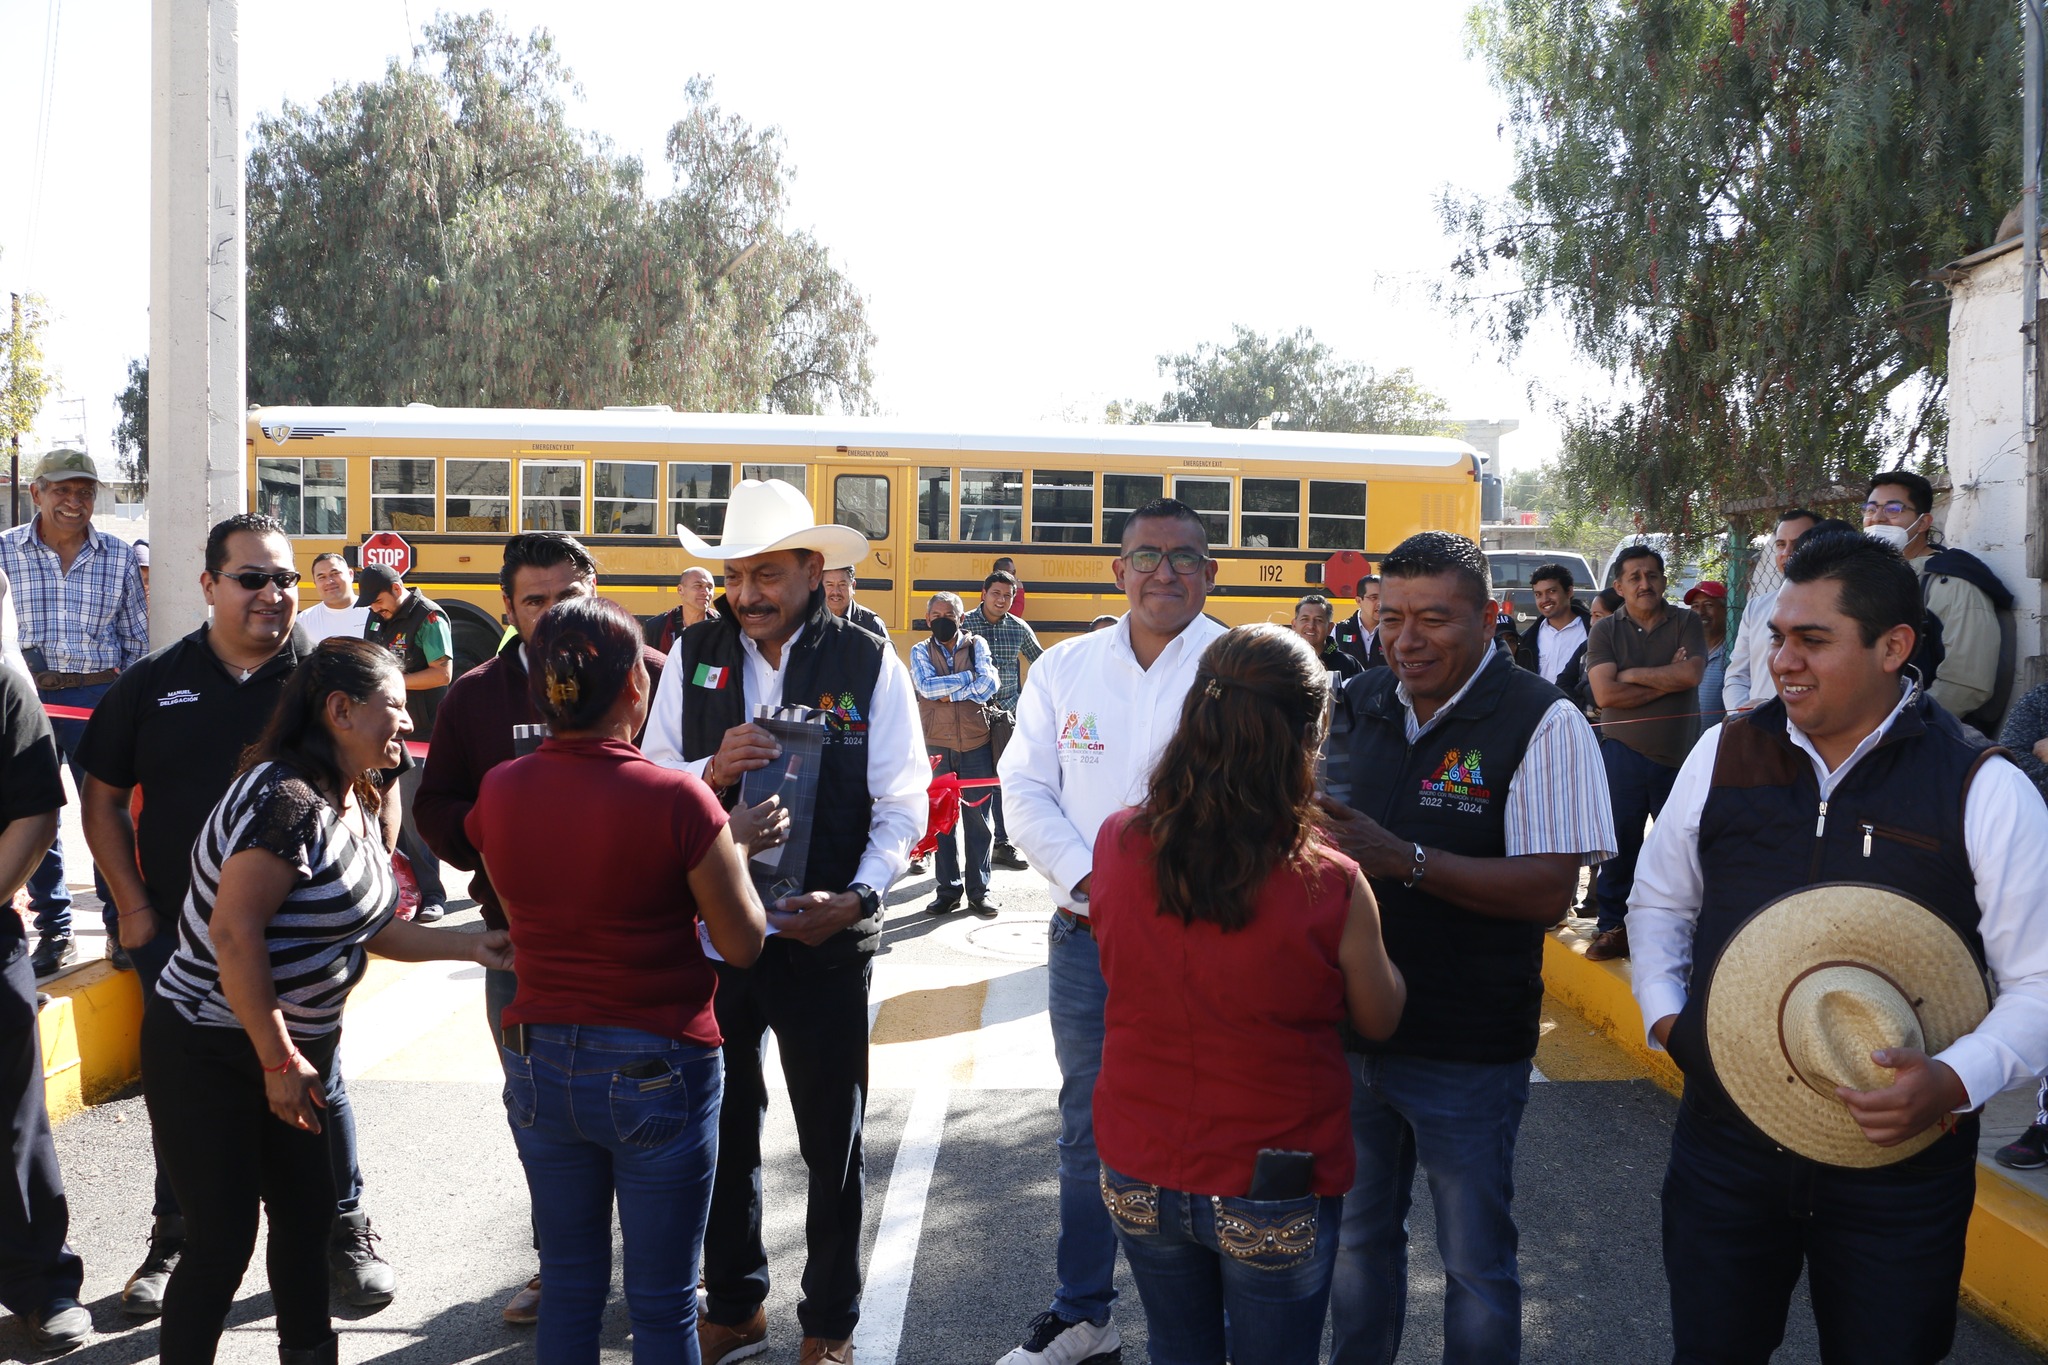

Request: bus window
left=917, top=467, right=951, bottom=540
left=960, top=469, right=1022, bottom=542
left=303, top=460, right=346, bottom=534
left=1101, top=474, right=1163, bottom=544
left=371, top=458, right=436, bottom=532
left=1308, top=480, right=1367, bottom=551
left=446, top=459, right=511, bottom=534
left=1031, top=470, right=1093, bottom=544
left=835, top=474, right=890, bottom=540
left=670, top=463, right=731, bottom=537
left=594, top=461, right=659, bottom=534
left=257, top=459, right=303, bottom=533
left=1174, top=476, right=1230, bottom=545
left=521, top=461, right=584, bottom=533
left=743, top=463, right=806, bottom=491
left=1241, top=479, right=1301, bottom=549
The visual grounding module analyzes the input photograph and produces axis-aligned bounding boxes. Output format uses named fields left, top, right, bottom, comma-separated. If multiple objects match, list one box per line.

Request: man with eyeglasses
left=1862, top=470, right=2007, bottom=723
left=76, top=514, right=401, bottom=1317
left=0, top=449, right=148, bottom=977
left=994, top=499, right=1225, bottom=1365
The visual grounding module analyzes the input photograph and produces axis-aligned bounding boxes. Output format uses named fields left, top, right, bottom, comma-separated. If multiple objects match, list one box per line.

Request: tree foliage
left=1444, top=0, right=2020, bottom=540
left=0, top=276, right=54, bottom=464
left=113, top=357, right=148, bottom=488
left=246, top=12, right=873, bottom=412
left=1106, top=325, right=1452, bottom=435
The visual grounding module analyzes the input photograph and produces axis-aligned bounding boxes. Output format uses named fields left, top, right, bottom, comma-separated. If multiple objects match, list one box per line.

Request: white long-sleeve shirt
left=642, top=621, right=928, bottom=895
left=1628, top=686, right=2048, bottom=1109
left=1721, top=585, right=1778, bottom=713
left=997, top=612, right=1228, bottom=912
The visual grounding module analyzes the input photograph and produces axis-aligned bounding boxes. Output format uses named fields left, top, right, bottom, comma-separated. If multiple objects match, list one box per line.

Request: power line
left=24, top=0, right=65, bottom=279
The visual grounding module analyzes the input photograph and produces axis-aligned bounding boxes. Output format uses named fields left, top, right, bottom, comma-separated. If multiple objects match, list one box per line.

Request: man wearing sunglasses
left=76, top=514, right=402, bottom=1316
left=1862, top=470, right=2008, bottom=724
left=0, top=449, right=149, bottom=977
left=994, top=499, right=1224, bottom=1365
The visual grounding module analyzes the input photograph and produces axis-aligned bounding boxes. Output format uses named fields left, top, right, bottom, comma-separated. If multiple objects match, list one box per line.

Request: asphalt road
left=15, top=852, right=2045, bottom=1365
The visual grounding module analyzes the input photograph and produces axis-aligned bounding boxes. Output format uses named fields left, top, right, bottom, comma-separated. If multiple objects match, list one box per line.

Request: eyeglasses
left=1121, top=548, right=1211, bottom=575
left=1862, top=500, right=1914, bottom=518
left=212, top=569, right=302, bottom=591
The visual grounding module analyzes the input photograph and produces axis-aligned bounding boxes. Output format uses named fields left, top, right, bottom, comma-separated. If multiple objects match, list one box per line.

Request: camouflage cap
left=34, top=449, right=100, bottom=483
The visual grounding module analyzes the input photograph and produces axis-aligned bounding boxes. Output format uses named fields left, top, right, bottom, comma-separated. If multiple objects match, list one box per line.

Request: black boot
left=122, top=1213, right=186, bottom=1318
left=278, top=1333, right=339, bottom=1365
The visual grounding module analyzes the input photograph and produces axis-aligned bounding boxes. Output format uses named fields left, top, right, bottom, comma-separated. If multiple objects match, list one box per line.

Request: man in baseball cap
left=1683, top=580, right=1729, bottom=730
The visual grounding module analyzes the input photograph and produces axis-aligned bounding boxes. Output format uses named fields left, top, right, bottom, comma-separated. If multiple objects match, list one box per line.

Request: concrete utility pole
left=149, top=0, right=246, bottom=642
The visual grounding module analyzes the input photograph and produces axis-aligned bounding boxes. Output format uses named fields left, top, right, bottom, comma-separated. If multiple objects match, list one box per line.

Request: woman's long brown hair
left=1129, top=624, right=1333, bottom=931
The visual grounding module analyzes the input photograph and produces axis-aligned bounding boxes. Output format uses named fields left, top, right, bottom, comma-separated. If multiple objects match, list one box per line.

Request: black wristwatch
left=848, top=883, right=882, bottom=918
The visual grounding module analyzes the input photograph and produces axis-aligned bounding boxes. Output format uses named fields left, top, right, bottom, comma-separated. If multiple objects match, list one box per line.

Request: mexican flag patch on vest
left=692, top=662, right=729, bottom=690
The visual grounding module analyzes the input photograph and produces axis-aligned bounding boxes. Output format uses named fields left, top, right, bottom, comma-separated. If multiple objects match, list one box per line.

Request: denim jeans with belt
left=1099, top=1162, right=1340, bottom=1365
left=1329, top=1051, right=1532, bottom=1365
left=27, top=680, right=113, bottom=942
left=502, top=1023, right=722, bottom=1365
left=1046, top=908, right=1120, bottom=1327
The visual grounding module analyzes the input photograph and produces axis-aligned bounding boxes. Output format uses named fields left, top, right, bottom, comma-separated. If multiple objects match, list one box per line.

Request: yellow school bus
left=246, top=406, right=1482, bottom=672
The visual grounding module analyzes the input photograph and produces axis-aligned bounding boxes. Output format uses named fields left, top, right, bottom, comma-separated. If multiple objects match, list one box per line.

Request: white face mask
left=1865, top=523, right=1913, bottom=552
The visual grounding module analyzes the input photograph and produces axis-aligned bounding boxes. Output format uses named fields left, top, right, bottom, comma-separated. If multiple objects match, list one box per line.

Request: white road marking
left=851, top=1081, right=950, bottom=1364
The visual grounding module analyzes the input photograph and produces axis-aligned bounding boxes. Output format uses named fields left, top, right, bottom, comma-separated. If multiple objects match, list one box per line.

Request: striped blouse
left=157, top=762, right=397, bottom=1040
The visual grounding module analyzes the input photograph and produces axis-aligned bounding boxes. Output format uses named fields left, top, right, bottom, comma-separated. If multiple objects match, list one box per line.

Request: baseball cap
left=34, top=449, right=100, bottom=483
left=1683, top=581, right=1728, bottom=605
left=357, top=564, right=404, bottom=601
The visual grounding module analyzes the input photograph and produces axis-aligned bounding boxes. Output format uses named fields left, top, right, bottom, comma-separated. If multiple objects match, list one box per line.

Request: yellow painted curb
left=37, top=960, right=143, bottom=1124
left=1542, top=922, right=2048, bottom=1353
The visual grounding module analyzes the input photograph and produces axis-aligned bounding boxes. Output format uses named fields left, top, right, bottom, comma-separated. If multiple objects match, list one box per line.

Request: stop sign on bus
left=361, top=531, right=413, bottom=578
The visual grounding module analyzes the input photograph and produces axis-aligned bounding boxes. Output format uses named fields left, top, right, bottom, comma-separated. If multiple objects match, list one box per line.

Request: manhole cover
left=951, top=916, right=1048, bottom=963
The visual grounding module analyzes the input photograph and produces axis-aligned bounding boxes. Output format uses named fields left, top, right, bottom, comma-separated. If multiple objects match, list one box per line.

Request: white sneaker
left=995, top=1311, right=1121, bottom=1365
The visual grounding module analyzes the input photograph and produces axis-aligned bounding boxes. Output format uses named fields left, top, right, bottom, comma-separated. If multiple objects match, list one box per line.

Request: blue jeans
left=1593, top=737, right=1680, bottom=933
left=1100, top=1163, right=1339, bottom=1365
left=1047, top=910, right=1118, bottom=1325
left=502, top=1024, right=722, bottom=1365
left=929, top=745, right=994, bottom=901
left=27, top=682, right=114, bottom=942
left=1329, top=1052, right=1532, bottom=1365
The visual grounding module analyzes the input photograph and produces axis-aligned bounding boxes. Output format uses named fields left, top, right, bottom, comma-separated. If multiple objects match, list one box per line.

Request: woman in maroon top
left=1092, top=624, right=1405, bottom=1365
left=466, top=595, right=765, bottom=1365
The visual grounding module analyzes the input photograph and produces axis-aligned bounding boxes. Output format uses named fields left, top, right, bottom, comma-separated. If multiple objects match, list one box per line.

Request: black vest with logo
left=365, top=589, right=448, bottom=741
left=1664, top=693, right=1997, bottom=1140
left=675, top=591, right=886, bottom=965
left=1342, top=656, right=1565, bottom=1063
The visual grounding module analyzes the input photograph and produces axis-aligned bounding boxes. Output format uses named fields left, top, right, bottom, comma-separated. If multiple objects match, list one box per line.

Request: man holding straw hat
left=1628, top=528, right=2048, bottom=1364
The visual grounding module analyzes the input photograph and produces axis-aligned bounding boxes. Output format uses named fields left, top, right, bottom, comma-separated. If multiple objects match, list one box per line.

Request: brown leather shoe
left=699, top=1306, right=769, bottom=1364
left=799, top=1338, right=854, bottom=1365
left=502, top=1275, right=541, bottom=1325
left=1584, top=925, right=1630, bottom=962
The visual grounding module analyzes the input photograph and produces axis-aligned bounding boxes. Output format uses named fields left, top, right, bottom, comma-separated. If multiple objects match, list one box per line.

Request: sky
left=0, top=0, right=1602, bottom=472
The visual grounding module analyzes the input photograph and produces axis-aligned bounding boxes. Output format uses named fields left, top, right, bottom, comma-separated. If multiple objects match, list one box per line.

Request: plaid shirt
left=961, top=606, right=1043, bottom=711
left=0, top=520, right=149, bottom=675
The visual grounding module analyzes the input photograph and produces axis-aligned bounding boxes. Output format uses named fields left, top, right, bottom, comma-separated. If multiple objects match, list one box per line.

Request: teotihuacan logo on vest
left=1422, top=747, right=1493, bottom=802
left=817, top=691, right=867, bottom=735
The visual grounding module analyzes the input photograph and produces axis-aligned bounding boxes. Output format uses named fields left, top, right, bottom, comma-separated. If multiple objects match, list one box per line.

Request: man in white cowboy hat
left=642, top=479, right=925, bottom=1365
left=1628, top=527, right=2048, bottom=1364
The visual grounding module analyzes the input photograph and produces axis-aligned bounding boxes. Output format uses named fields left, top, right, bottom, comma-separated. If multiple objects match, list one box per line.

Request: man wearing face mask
left=1862, top=471, right=2006, bottom=723
left=912, top=592, right=1001, bottom=918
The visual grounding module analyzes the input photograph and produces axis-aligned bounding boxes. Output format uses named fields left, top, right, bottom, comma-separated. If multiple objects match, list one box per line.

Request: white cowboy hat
left=678, top=479, right=870, bottom=569
left=1703, top=883, right=1990, bottom=1168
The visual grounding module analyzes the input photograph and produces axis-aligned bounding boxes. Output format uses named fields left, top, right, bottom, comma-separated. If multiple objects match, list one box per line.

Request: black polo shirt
left=0, top=667, right=65, bottom=949
left=77, top=625, right=312, bottom=913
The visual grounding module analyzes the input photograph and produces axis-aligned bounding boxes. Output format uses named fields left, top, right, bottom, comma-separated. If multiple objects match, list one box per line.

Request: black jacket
left=1515, top=604, right=1592, bottom=699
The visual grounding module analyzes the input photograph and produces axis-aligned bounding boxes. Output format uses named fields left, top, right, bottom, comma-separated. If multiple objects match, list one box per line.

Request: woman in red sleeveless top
left=1092, top=623, right=1405, bottom=1365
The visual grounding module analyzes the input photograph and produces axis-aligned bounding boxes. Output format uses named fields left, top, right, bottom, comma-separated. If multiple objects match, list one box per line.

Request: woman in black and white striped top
left=141, top=638, right=512, bottom=1365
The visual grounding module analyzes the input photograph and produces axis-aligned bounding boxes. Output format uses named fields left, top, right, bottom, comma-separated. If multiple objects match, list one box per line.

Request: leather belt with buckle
left=35, top=669, right=118, bottom=692
left=1055, top=907, right=1094, bottom=936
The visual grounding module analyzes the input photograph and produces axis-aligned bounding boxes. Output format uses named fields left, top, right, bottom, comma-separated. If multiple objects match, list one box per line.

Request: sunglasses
left=1121, top=548, right=1211, bottom=575
left=212, top=569, right=302, bottom=591
left=1862, top=500, right=1915, bottom=518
